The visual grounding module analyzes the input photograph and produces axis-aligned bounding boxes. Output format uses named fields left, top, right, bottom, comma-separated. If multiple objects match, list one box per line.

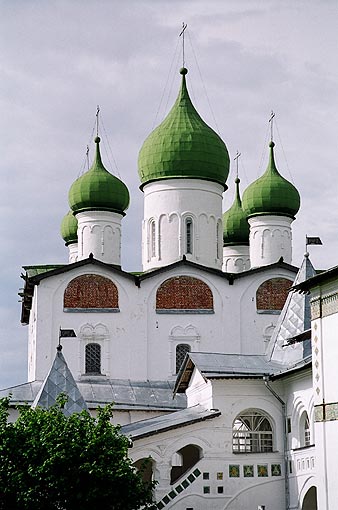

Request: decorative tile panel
left=243, top=465, right=254, bottom=477
left=271, top=464, right=281, bottom=476
left=257, top=465, right=268, bottom=477
left=229, top=465, right=240, bottom=477
left=322, top=293, right=338, bottom=317
left=310, top=298, right=321, bottom=319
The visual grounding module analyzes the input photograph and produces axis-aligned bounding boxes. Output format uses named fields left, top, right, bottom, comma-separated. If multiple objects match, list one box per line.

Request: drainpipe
left=263, top=376, right=289, bottom=510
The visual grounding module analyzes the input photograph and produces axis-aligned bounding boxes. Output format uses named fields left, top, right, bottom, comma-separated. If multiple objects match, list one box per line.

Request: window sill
left=156, top=309, right=214, bottom=314
left=64, top=308, right=120, bottom=313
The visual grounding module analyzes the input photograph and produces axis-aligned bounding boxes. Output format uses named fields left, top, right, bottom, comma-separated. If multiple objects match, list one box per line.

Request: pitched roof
left=267, top=254, right=316, bottom=364
left=32, top=346, right=88, bottom=416
left=174, top=352, right=284, bottom=393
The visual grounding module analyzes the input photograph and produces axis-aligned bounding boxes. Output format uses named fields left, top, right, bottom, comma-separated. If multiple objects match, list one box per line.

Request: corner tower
left=242, top=141, right=300, bottom=267
left=68, top=137, right=130, bottom=265
left=138, top=68, right=230, bottom=271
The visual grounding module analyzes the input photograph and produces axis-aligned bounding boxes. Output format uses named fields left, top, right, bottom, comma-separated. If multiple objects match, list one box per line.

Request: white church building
left=4, top=64, right=337, bottom=510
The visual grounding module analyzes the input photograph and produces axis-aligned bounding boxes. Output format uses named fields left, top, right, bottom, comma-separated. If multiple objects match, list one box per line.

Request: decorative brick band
left=156, top=276, right=213, bottom=311
left=256, top=278, right=292, bottom=312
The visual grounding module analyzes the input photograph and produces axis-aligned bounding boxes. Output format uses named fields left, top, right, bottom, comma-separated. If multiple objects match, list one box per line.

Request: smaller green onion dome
left=242, top=141, right=300, bottom=219
left=223, top=177, right=249, bottom=246
left=69, top=137, right=130, bottom=215
left=60, top=210, right=78, bottom=246
left=138, top=67, right=230, bottom=190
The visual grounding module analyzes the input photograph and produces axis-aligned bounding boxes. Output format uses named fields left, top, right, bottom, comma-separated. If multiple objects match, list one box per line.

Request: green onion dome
left=242, top=141, right=300, bottom=219
left=138, top=67, right=230, bottom=190
left=60, top=210, right=78, bottom=246
left=223, top=177, right=249, bottom=246
left=69, top=137, right=130, bottom=215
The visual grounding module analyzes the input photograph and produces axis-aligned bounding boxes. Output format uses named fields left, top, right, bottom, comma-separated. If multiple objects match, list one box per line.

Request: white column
left=222, top=245, right=250, bottom=273
left=248, top=215, right=293, bottom=268
left=68, top=243, right=78, bottom=263
left=76, top=210, right=122, bottom=265
left=142, top=179, right=224, bottom=271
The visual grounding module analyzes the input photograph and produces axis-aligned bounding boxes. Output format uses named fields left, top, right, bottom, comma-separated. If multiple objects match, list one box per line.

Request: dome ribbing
left=69, top=137, right=130, bottom=215
left=138, top=68, right=230, bottom=190
left=60, top=210, right=78, bottom=245
left=242, top=142, right=300, bottom=219
left=223, top=178, right=249, bottom=246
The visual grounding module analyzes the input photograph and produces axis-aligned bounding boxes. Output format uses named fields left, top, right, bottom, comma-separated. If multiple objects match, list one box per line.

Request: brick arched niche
left=256, top=278, right=292, bottom=313
left=156, top=276, right=213, bottom=313
left=64, top=274, right=119, bottom=312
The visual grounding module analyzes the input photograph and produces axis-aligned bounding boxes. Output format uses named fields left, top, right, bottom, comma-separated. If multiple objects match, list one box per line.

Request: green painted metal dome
left=223, top=178, right=249, bottom=246
left=242, top=141, right=300, bottom=219
left=69, top=137, right=130, bottom=215
left=60, top=210, right=78, bottom=245
left=138, top=68, right=230, bottom=190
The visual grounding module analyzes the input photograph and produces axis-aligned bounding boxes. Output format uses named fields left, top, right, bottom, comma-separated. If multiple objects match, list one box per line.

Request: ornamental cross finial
left=86, top=145, right=90, bottom=170
left=179, top=22, right=188, bottom=68
left=269, top=110, right=275, bottom=142
left=96, top=105, right=100, bottom=137
left=234, top=150, right=241, bottom=179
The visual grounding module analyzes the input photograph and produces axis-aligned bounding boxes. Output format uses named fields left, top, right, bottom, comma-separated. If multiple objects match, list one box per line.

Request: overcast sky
left=1, top=0, right=338, bottom=388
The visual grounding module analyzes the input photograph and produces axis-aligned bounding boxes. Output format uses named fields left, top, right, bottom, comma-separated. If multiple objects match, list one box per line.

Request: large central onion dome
left=223, top=177, right=249, bottom=246
left=69, top=137, right=130, bottom=215
left=242, top=141, right=300, bottom=219
left=138, top=67, right=230, bottom=190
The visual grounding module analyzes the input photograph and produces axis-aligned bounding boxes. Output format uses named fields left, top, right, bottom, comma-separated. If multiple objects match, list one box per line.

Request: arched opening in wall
left=170, top=444, right=202, bottom=484
left=133, top=458, right=154, bottom=486
left=233, top=410, right=273, bottom=453
left=302, top=486, right=317, bottom=510
left=85, top=343, right=101, bottom=374
left=256, top=278, right=293, bottom=313
left=300, top=411, right=311, bottom=447
left=185, top=217, right=193, bottom=255
left=64, top=275, right=119, bottom=311
left=176, top=344, right=191, bottom=374
left=156, top=276, right=213, bottom=313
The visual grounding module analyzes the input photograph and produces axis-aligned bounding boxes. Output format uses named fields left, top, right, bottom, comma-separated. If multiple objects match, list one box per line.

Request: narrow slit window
left=176, top=344, right=191, bottom=373
left=186, top=218, right=193, bottom=254
left=151, top=220, right=156, bottom=258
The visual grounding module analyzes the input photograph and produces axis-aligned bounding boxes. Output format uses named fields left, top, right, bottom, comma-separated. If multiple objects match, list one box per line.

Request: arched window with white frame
left=233, top=409, right=273, bottom=453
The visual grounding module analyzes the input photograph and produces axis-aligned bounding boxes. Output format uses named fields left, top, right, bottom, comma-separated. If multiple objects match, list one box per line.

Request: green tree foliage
left=0, top=396, right=156, bottom=510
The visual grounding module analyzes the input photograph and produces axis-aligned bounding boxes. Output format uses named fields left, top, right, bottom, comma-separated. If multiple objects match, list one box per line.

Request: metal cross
left=269, top=110, right=275, bottom=141
left=234, top=150, right=241, bottom=179
left=96, top=105, right=100, bottom=137
left=179, top=22, right=188, bottom=68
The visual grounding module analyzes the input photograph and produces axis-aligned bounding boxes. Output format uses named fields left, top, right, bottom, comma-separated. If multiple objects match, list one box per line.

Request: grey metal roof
left=267, top=254, right=316, bottom=364
left=120, top=404, right=221, bottom=440
left=32, top=347, right=88, bottom=416
left=1, top=378, right=185, bottom=411
left=174, top=352, right=284, bottom=393
left=188, top=352, right=283, bottom=375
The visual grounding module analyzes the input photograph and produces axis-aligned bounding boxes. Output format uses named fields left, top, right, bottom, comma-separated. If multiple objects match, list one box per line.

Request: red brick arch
left=256, top=278, right=292, bottom=311
left=156, top=276, right=213, bottom=311
left=64, top=274, right=118, bottom=310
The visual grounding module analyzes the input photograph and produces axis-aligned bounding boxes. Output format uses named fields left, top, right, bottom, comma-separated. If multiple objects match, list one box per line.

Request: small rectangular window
left=217, top=486, right=224, bottom=494
left=287, top=417, right=291, bottom=433
left=203, top=472, right=209, bottom=480
left=203, top=486, right=210, bottom=494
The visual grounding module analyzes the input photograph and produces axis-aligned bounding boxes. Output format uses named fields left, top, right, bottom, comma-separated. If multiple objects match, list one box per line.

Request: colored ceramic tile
left=229, top=465, right=240, bottom=477
left=271, top=464, right=281, bottom=476
left=257, top=464, right=268, bottom=477
left=243, top=465, right=254, bottom=477
left=217, top=472, right=223, bottom=480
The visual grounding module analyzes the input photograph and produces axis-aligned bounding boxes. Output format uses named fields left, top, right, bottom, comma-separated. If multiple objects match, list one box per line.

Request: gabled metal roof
left=32, top=346, right=88, bottom=416
left=120, top=404, right=221, bottom=440
left=174, top=352, right=284, bottom=393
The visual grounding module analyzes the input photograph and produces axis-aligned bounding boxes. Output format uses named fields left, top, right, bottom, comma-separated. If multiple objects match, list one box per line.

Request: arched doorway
left=302, top=486, right=317, bottom=510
